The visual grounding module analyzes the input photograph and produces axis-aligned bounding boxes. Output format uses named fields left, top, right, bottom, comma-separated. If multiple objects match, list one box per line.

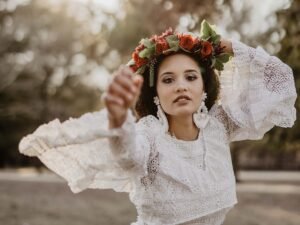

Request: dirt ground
left=0, top=178, right=300, bottom=225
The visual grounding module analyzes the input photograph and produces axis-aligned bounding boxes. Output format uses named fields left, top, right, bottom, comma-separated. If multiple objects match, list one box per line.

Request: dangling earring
left=193, top=92, right=209, bottom=171
left=199, top=92, right=208, bottom=114
left=193, top=92, right=209, bottom=129
left=153, top=96, right=169, bottom=132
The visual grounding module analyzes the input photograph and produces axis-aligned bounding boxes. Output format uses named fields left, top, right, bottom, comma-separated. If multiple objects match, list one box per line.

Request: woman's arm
left=18, top=66, right=148, bottom=193
left=101, top=65, right=146, bottom=170
left=210, top=39, right=297, bottom=142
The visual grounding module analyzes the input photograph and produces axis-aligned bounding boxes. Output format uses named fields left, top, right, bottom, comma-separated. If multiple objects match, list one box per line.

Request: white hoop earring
left=193, top=92, right=209, bottom=129
left=153, top=96, right=169, bottom=132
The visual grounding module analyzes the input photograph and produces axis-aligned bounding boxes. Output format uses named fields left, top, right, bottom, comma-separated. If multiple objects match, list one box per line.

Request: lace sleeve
left=213, top=39, right=297, bottom=142
left=18, top=108, right=150, bottom=193
left=108, top=118, right=153, bottom=172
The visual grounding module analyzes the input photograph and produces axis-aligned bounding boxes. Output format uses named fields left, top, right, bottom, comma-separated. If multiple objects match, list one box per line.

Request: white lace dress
left=19, top=40, right=297, bottom=225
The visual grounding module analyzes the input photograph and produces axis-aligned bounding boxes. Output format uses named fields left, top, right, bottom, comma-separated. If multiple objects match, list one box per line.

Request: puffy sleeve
left=210, top=39, right=297, bottom=142
left=19, top=108, right=150, bottom=193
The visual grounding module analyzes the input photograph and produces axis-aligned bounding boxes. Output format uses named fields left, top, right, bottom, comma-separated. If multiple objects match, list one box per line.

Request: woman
left=19, top=21, right=297, bottom=225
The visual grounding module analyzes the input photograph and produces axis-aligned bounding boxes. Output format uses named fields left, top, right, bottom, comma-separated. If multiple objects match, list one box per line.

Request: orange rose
left=201, top=41, right=213, bottom=57
left=155, top=38, right=169, bottom=54
left=132, top=51, right=148, bottom=67
left=179, top=34, right=196, bottom=51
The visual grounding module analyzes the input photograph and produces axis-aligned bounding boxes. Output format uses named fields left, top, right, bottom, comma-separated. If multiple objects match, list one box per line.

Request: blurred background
left=0, top=0, right=299, bottom=225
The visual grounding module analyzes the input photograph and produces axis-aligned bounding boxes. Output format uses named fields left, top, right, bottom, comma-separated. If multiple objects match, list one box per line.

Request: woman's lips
left=175, top=98, right=190, bottom=103
left=174, top=95, right=191, bottom=102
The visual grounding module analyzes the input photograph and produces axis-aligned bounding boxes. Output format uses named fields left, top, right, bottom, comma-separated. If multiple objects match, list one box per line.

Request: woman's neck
left=167, top=115, right=199, bottom=141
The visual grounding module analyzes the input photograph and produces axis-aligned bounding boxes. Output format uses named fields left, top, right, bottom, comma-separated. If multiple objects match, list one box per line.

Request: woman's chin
left=172, top=108, right=195, bottom=117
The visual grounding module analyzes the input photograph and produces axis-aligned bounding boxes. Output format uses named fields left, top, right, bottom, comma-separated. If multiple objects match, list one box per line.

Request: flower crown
left=127, top=20, right=231, bottom=87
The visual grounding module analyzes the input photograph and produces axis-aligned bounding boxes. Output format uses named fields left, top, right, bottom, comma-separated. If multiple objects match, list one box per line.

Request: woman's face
left=156, top=54, right=204, bottom=118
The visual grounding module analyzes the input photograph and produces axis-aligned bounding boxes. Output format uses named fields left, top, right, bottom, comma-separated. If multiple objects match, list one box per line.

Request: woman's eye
left=162, top=78, right=172, bottom=83
left=187, top=75, right=197, bottom=81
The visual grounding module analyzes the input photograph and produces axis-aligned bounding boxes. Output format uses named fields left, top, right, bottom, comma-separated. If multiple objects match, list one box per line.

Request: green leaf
left=166, top=35, right=179, bottom=49
left=141, top=38, right=154, bottom=49
left=200, top=20, right=217, bottom=39
left=211, top=34, right=221, bottom=44
left=216, top=53, right=230, bottom=63
left=166, top=34, right=178, bottom=42
left=139, top=46, right=155, bottom=59
left=200, top=20, right=210, bottom=38
left=214, top=58, right=224, bottom=71
left=163, top=46, right=179, bottom=54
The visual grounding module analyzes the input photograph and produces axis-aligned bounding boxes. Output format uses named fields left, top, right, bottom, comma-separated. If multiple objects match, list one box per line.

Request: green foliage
left=140, top=38, right=155, bottom=49
left=165, top=35, right=180, bottom=53
left=139, top=47, right=155, bottom=59
left=0, top=0, right=108, bottom=167
left=200, top=20, right=216, bottom=39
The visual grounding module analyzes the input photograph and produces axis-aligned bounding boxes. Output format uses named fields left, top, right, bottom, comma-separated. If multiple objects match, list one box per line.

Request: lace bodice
left=19, top=40, right=297, bottom=225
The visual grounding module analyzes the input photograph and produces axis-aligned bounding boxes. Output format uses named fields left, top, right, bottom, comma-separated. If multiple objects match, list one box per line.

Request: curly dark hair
left=133, top=51, right=220, bottom=121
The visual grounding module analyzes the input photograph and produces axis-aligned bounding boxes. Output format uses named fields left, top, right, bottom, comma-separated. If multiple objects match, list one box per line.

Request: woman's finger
left=104, top=93, right=124, bottom=106
left=120, top=66, right=137, bottom=92
left=114, top=73, right=137, bottom=94
left=121, top=66, right=135, bottom=78
left=108, top=82, right=133, bottom=105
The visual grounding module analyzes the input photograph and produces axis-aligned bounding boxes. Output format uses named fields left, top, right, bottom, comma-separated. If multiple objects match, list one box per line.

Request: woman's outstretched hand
left=220, top=39, right=233, bottom=54
left=103, top=65, right=144, bottom=129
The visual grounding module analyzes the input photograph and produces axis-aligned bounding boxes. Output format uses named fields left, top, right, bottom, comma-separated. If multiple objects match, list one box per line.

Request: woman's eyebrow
left=159, top=71, right=174, bottom=78
left=159, top=69, right=200, bottom=78
left=185, top=69, right=200, bottom=74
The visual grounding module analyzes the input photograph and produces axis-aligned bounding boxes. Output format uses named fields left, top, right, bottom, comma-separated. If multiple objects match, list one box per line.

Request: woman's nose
left=175, top=80, right=188, bottom=92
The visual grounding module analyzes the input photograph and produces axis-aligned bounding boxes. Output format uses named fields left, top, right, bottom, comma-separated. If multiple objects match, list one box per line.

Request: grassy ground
left=0, top=176, right=300, bottom=225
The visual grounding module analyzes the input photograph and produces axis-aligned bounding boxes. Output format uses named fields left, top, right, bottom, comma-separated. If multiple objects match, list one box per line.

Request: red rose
left=132, top=51, right=148, bottom=67
left=155, top=37, right=169, bottom=54
left=201, top=41, right=213, bottom=57
left=179, top=34, right=196, bottom=51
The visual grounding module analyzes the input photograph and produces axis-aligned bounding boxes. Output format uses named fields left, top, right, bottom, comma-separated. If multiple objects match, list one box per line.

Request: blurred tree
left=0, top=0, right=298, bottom=170
left=267, top=0, right=300, bottom=168
left=0, top=0, right=114, bottom=167
left=0, top=0, right=228, bottom=167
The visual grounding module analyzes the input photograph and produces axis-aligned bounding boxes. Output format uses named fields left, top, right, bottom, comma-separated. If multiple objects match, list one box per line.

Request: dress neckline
left=165, top=129, right=201, bottom=145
